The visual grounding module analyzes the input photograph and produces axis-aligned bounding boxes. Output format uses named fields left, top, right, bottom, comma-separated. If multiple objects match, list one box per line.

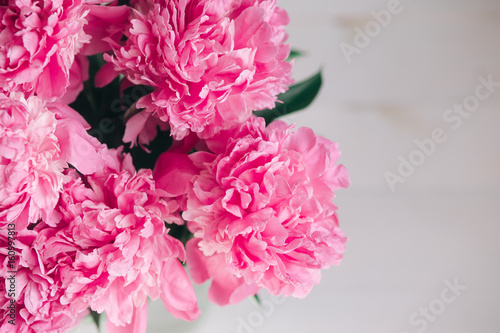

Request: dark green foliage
left=253, top=70, right=322, bottom=124
left=286, top=49, right=304, bottom=62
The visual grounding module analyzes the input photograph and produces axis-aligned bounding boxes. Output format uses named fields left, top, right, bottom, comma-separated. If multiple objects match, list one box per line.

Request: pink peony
left=102, top=0, right=293, bottom=140
left=0, top=228, right=89, bottom=333
left=52, top=150, right=200, bottom=330
left=0, top=149, right=200, bottom=332
left=186, top=238, right=259, bottom=306
left=0, top=0, right=94, bottom=101
left=0, top=93, right=105, bottom=229
left=183, top=117, right=350, bottom=301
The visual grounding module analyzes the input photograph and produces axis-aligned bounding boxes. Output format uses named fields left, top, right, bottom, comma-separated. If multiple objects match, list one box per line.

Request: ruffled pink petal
left=186, top=239, right=259, bottom=306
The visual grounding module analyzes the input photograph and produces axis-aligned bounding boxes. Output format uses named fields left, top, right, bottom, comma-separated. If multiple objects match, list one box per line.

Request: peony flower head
left=0, top=228, right=89, bottom=333
left=52, top=150, right=200, bottom=329
left=103, top=0, right=293, bottom=140
left=0, top=149, right=200, bottom=332
left=0, top=93, right=105, bottom=229
left=183, top=117, right=350, bottom=300
left=0, top=0, right=94, bottom=101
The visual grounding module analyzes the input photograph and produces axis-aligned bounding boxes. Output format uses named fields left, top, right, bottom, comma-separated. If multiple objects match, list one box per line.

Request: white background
left=78, top=0, right=500, bottom=332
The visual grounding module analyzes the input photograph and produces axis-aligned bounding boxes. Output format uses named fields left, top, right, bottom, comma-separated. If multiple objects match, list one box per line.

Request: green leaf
left=254, top=70, right=322, bottom=124
left=253, top=293, right=261, bottom=305
left=286, top=49, right=304, bottom=62
left=89, top=310, right=101, bottom=329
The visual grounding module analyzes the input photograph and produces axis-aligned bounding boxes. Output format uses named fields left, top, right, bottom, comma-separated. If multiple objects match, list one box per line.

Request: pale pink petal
left=154, top=152, right=199, bottom=197
left=48, top=101, right=91, bottom=129
left=106, top=302, right=148, bottom=333
left=54, top=118, right=105, bottom=175
left=123, top=111, right=149, bottom=146
left=36, top=53, right=68, bottom=101
left=160, top=259, right=201, bottom=321
left=186, top=239, right=211, bottom=284
left=95, top=62, right=120, bottom=88
left=59, top=54, right=89, bottom=104
left=186, top=239, right=259, bottom=306
left=82, top=5, right=130, bottom=56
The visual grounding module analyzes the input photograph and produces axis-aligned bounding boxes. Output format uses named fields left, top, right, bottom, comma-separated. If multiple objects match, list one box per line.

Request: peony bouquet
left=0, top=0, right=349, bottom=332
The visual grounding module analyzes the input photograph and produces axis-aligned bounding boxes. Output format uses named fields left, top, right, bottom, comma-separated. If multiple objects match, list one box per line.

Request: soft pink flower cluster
left=102, top=0, right=293, bottom=140
left=0, top=228, right=89, bottom=333
left=174, top=117, right=349, bottom=303
left=0, top=0, right=90, bottom=101
left=0, top=149, right=200, bottom=332
left=0, top=0, right=129, bottom=103
left=0, top=93, right=105, bottom=229
left=51, top=152, right=199, bottom=329
left=1, top=0, right=350, bottom=332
